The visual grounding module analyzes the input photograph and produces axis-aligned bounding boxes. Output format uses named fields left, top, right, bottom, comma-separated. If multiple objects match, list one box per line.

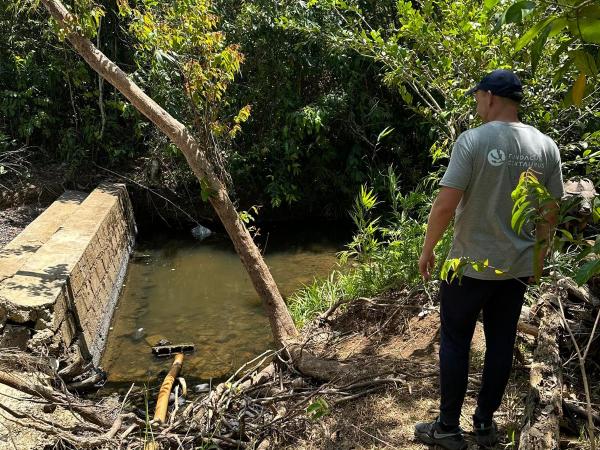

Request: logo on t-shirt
left=487, top=148, right=506, bottom=166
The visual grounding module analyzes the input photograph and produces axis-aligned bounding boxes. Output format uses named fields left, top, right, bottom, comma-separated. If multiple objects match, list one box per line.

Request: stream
left=101, top=223, right=347, bottom=384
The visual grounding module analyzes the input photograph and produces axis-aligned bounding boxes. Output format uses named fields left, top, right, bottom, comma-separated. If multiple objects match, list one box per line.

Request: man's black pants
left=438, top=275, right=527, bottom=428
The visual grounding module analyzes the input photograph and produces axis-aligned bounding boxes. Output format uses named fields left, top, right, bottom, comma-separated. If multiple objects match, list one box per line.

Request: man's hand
left=419, top=250, right=436, bottom=280
left=418, top=187, right=463, bottom=281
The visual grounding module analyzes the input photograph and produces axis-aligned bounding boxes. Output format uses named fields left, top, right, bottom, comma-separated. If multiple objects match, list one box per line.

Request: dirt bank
left=278, top=294, right=527, bottom=449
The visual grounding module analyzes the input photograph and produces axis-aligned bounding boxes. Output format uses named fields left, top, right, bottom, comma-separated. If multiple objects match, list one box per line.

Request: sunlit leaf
left=530, top=25, right=551, bottom=75
left=511, top=200, right=531, bottom=233
left=515, top=15, right=556, bottom=52
left=574, top=258, right=600, bottom=285
left=558, top=228, right=574, bottom=241
left=549, top=16, right=568, bottom=38
left=568, top=5, right=600, bottom=44
left=484, top=0, right=501, bottom=11
left=377, top=126, right=395, bottom=143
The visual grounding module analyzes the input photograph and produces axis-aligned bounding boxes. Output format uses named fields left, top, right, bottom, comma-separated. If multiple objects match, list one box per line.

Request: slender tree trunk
left=40, top=0, right=297, bottom=346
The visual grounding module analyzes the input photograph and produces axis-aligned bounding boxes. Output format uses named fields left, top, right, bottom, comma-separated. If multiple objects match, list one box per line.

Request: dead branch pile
left=0, top=290, right=436, bottom=449
left=0, top=348, right=435, bottom=449
left=518, top=277, right=600, bottom=450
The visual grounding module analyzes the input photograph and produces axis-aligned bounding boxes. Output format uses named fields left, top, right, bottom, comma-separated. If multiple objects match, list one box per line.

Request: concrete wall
left=0, top=183, right=136, bottom=365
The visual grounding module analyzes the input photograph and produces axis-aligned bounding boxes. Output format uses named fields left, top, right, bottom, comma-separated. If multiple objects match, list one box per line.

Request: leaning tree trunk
left=40, top=0, right=297, bottom=347
left=519, top=291, right=563, bottom=450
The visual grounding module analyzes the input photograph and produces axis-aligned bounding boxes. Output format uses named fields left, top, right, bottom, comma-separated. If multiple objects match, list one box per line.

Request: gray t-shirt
left=441, top=121, right=564, bottom=280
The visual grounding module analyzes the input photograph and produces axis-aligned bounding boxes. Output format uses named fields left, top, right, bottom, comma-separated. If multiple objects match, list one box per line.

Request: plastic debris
left=191, top=224, right=212, bottom=241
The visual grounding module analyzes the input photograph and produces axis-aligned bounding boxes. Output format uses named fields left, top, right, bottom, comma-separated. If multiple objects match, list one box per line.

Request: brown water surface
left=101, top=226, right=342, bottom=383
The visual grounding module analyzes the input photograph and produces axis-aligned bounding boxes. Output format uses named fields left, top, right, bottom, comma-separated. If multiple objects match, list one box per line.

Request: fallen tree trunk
left=517, top=321, right=539, bottom=338
left=288, top=344, right=354, bottom=381
left=40, top=0, right=297, bottom=348
left=0, top=370, right=113, bottom=429
left=558, top=276, right=600, bottom=306
left=519, top=291, right=563, bottom=450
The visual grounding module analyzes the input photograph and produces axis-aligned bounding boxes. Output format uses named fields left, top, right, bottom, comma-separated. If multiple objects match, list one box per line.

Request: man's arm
left=419, top=187, right=464, bottom=280
left=533, top=199, right=559, bottom=282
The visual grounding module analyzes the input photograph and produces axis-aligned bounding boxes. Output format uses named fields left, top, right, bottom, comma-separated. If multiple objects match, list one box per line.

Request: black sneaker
left=414, top=417, right=467, bottom=450
left=474, top=420, right=498, bottom=448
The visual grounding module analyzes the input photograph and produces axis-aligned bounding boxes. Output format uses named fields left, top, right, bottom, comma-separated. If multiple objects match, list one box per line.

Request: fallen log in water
left=519, top=291, right=563, bottom=450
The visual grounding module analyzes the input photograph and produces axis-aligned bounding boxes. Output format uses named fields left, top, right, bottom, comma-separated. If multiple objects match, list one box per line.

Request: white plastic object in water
left=191, top=224, right=212, bottom=241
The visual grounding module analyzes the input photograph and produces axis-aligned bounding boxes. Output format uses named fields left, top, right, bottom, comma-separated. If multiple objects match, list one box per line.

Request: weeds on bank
left=289, top=169, right=451, bottom=327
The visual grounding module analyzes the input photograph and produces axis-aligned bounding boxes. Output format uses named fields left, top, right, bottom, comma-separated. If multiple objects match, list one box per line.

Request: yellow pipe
left=153, top=353, right=184, bottom=424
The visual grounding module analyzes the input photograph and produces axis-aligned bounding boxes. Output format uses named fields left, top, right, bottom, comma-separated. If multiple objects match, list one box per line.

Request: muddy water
left=101, top=226, right=344, bottom=383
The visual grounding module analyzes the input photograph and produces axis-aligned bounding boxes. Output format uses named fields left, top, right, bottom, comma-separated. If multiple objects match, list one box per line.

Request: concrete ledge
left=0, top=191, right=87, bottom=282
left=0, top=183, right=136, bottom=365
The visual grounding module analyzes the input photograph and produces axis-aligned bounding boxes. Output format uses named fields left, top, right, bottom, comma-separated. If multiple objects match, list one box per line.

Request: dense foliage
left=0, top=3, right=144, bottom=175
left=1, top=0, right=599, bottom=217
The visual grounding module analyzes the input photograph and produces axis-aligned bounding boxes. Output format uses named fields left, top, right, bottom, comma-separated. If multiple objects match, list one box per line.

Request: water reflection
left=101, top=226, right=343, bottom=383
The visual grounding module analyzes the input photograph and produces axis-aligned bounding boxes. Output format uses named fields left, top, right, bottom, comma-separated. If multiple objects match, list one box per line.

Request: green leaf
left=548, top=16, right=568, bottom=38
left=530, top=24, right=551, bottom=75
left=574, top=258, right=600, bottom=285
left=572, top=72, right=586, bottom=106
left=572, top=49, right=598, bottom=76
left=472, top=258, right=489, bottom=272
left=558, top=228, right=574, bottom=241
left=199, top=178, right=216, bottom=202
left=511, top=200, right=531, bottom=233
left=440, top=259, right=451, bottom=281
left=502, top=1, right=536, bottom=27
left=377, top=126, right=395, bottom=143
left=484, top=0, right=501, bottom=11
left=307, top=398, right=329, bottom=420
left=515, top=15, right=557, bottom=52
left=568, top=5, right=600, bottom=44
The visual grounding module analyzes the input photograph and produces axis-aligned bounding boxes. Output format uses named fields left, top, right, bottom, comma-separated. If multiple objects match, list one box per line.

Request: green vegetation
left=4, top=0, right=599, bottom=324
left=285, top=0, right=599, bottom=325
left=3, top=0, right=598, bottom=216
left=1, top=0, right=598, bottom=268
left=289, top=169, right=452, bottom=327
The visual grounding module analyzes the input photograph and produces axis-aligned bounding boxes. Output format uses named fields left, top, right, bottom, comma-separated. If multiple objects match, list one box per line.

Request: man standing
left=414, top=69, right=564, bottom=449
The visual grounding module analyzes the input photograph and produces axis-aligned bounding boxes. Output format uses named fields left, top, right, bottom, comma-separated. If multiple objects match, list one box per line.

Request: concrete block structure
left=0, top=183, right=136, bottom=365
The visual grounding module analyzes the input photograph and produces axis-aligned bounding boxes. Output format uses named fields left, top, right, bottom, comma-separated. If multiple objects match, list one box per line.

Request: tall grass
left=289, top=169, right=452, bottom=327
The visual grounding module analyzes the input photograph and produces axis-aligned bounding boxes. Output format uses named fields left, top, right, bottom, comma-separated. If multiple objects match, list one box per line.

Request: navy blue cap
left=466, top=69, right=523, bottom=102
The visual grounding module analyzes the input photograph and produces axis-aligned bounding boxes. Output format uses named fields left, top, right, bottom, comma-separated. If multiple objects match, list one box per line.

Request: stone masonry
left=0, top=183, right=136, bottom=365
